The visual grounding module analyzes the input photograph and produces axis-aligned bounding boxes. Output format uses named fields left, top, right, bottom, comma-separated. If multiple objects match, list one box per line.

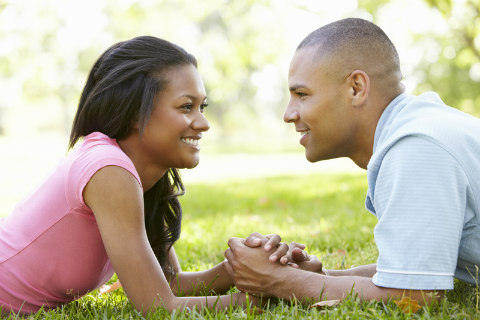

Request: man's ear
left=348, top=70, right=370, bottom=107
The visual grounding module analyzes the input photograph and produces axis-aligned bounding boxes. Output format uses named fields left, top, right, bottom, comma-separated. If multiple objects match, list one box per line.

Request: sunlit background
left=0, top=0, right=479, bottom=215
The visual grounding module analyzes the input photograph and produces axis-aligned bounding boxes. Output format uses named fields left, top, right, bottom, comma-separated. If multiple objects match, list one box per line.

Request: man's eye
left=296, top=92, right=307, bottom=97
left=181, top=104, right=193, bottom=110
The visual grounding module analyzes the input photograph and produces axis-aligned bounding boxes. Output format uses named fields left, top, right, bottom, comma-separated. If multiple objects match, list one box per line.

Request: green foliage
left=357, top=0, right=390, bottom=16
left=416, top=0, right=480, bottom=116
left=177, top=173, right=376, bottom=271
left=2, top=0, right=478, bottom=145
left=0, top=0, right=291, bottom=141
left=3, top=173, right=478, bottom=319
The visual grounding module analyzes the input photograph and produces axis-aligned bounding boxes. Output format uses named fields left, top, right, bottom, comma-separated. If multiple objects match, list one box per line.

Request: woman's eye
left=296, top=92, right=307, bottom=97
left=200, top=103, right=208, bottom=113
left=181, top=104, right=193, bottom=111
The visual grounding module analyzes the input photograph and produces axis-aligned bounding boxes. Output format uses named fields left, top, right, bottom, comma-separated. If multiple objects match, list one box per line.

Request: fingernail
left=269, top=255, right=277, bottom=262
left=281, top=257, right=287, bottom=264
left=265, top=245, right=271, bottom=251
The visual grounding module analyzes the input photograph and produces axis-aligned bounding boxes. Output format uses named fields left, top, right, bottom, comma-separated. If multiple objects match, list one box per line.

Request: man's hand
left=224, top=237, right=288, bottom=297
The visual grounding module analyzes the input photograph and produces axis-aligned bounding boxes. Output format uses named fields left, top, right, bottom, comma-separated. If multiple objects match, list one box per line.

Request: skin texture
left=83, top=65, right=289, bottom=314
left=226, top=235, right=443, bottom=305
left=224, top=41, right=444, bottom=305
left=285, top=46, right=386, bottom=168
left=118, top=65, right=209, bottom=190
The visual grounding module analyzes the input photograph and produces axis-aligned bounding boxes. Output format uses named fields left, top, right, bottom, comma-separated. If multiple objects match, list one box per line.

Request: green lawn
left=3, top=173, right=479, bottom=319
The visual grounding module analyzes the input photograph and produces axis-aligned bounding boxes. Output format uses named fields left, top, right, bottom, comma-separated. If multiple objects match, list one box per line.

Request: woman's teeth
left=181, top=138, right=199, bottom=146
left=301, top=130, right=310, bottom=136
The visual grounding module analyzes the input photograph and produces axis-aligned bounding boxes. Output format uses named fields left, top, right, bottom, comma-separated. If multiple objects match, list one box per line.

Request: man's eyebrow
left=289, top=84, right=307, bottom=92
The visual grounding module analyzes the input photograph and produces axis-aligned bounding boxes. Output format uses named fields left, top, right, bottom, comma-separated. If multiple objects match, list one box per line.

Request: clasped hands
left=224, top=232, right=324, bottom=297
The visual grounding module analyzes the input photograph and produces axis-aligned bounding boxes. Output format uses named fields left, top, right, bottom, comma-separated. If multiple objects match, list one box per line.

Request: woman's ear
left=348, top=70, right=370, bottom=107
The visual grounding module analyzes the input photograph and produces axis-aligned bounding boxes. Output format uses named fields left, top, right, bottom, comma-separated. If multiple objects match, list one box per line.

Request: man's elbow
left=420, top=289, right=445, bottom=305
left=384, top=288, right=446, bottom=305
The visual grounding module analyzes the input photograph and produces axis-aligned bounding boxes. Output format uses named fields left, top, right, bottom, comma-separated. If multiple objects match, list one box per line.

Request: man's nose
left=284, top=100, right=299, bottom=123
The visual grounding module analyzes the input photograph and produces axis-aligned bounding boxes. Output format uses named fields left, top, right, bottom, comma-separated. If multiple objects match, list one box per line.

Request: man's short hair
left=298, top=18, right=400, bottom=74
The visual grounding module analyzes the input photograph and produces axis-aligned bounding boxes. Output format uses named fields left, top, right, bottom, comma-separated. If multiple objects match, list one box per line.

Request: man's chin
left=305, top=151, right=331, bottom=163
left=305, top=151, right=320, bottom=163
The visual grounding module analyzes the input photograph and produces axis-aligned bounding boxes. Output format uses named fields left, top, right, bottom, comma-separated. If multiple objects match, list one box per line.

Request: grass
left=2, top=172, right=479, bottom=319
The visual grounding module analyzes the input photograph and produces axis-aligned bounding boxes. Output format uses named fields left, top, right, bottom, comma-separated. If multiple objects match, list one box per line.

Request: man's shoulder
left=377, top=93, right=480, bottom=158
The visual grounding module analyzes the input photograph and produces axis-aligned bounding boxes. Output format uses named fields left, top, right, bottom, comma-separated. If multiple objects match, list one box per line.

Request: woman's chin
left=180, top=158, right=200, bottom=170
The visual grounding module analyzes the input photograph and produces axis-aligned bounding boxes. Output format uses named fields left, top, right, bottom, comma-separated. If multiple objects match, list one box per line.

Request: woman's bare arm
left=168, top=247, right=182, bottom=273
left=169, top=260, right=234, bottom=296
left=84, top=166, right=257, bottom=314
left=325, top=264, right=377, bottom=277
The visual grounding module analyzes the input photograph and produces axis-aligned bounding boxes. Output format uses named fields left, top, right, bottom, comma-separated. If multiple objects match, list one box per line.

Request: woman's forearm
left=170, top=261, right=233, bottom=296
left=325, top=264, right=377, bottom=277
left=159, top=292, right=258, bottom=313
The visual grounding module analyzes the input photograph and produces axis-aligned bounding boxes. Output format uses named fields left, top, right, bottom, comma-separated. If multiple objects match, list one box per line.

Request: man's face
left=284, top=46, right=357, bottom=162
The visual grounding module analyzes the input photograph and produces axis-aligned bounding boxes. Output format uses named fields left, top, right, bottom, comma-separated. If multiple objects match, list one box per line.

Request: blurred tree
left=358, top=0, right=479, bottom=115
left=3, top=0, right=475, bottom=147
left=0, top=0, right=291, bottom=147
left=0, top=0, right=111, bottom=135
left=418, top=0, right=480, bottom=115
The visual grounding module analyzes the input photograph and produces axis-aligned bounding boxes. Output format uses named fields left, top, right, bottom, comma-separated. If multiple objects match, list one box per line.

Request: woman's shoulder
left=79, top=132, right=122, bottom=153
left=65, top=132, right=142, bottom=197
left=71, top=132, right=129, bottom=166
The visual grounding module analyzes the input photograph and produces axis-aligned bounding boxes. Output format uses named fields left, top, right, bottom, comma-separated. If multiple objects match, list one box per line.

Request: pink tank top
left=0, top=132, right=142, bottom=313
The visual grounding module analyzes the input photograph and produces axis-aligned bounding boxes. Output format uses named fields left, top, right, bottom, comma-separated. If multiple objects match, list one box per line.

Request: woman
left=0, top=36, right=287, bottom=315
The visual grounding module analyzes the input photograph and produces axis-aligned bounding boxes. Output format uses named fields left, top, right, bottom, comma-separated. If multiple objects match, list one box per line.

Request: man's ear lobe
left=348, top=70, right=370, bottom=106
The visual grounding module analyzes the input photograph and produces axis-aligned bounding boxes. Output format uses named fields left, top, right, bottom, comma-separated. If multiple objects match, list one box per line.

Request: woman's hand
left=99, top=280, right=122, bottom=294
left=242, top=232, right=289, bottom=263
left=280, top=242, right=324, bottom=274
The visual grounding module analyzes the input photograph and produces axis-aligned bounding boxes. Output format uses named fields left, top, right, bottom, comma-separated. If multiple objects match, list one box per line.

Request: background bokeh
left=0, top=0, right=479, bottom=214
left=1, top=0, right=479, bottom=139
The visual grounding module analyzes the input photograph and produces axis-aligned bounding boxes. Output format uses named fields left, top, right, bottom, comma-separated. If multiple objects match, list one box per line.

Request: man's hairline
left=293, top=42, right=356, bottom=86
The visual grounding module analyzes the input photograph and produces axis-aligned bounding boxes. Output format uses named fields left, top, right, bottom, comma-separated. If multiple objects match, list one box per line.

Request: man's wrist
left=268, top=264, right=305, bottom=299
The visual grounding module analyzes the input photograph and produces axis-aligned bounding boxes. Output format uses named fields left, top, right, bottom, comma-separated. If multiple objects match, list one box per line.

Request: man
left=224, top=18, right=480, bottom=304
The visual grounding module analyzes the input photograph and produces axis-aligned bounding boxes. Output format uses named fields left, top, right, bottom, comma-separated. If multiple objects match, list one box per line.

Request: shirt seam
left=376, top=268, right=454, bottom=277
left=0, top=211, right=77, bottom=264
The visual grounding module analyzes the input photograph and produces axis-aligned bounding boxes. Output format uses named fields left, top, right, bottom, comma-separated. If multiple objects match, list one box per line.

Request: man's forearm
left=269, top=265, right=440, bottom=305
left=270, top=266, right=374, bottom=302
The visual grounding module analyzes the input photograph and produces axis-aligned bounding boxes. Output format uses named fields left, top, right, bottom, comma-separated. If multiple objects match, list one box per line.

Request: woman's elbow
left=130, top=293, right=183, bottom=315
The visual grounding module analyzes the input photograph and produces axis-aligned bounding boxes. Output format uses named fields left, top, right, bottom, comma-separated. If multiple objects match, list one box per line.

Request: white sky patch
left=55, top=0, right=108, bottom=51
left=443, top=46, right=457, bottom=60
left=252, top=64, right=281, bottom=103
left=470, top=63, right=480, bottom=82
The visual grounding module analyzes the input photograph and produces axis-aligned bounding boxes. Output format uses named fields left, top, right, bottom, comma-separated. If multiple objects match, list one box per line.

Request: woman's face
left=136, top=64, right=210, bottom=172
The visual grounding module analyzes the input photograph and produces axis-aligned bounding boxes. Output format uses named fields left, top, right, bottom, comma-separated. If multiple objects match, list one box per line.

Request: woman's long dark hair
left=69, top=36, right=197, bottom=277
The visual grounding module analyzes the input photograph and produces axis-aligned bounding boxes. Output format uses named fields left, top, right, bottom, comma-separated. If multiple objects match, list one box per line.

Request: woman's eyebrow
left=177, top=94, right=207, bottom=101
